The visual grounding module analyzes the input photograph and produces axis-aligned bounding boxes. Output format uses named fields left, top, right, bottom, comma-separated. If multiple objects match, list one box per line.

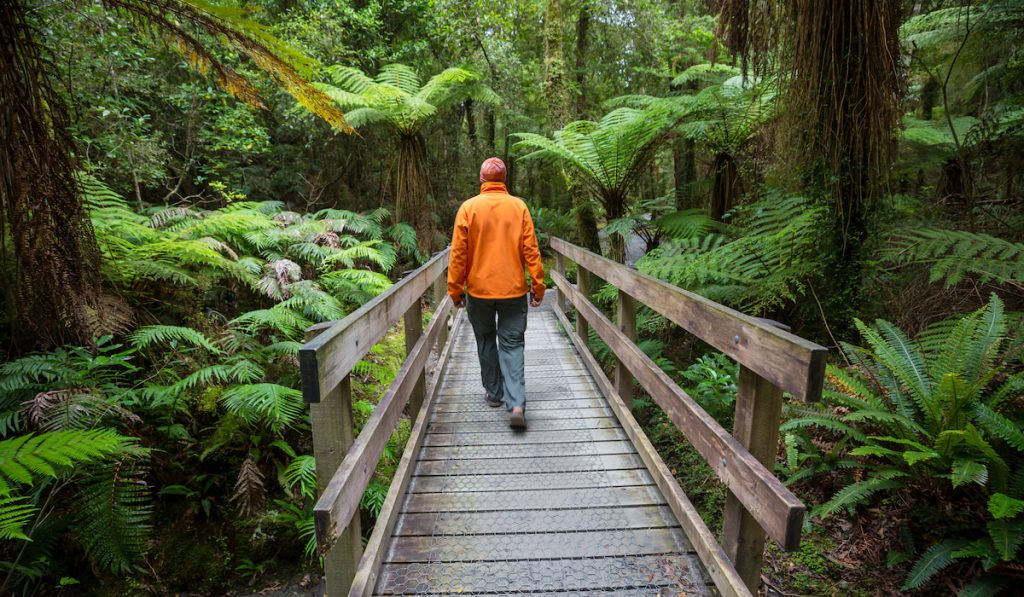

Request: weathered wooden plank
left=615, top=289, right=637, bottom=402
left=555, top=252, right=567, bottom=313
left=374, top=554, right=710, bottom=594
left=407, top=468, right=651, bottom=493
left=431, top=274, right=448, bottom=350
left=299, top=248, right=449, bottom=403
left=431, top=396, right=607, bottom=412
left=401, top=485, right=665, bottom=513
left=426, top=415, right=619, bottom=434
left=312, top=296, right=453, bottom=556
left=404, top=297, right=425, bottom=416
left=394, top=504, right=680, bottom=536
left=347, top=309, right=464, bottom=597
left=385, top=528, right=690, bottom=563
left=418, top=439, right=636, bottom=460
left=429, top=406, right=613, bottom=424
left=552, top=303, right=752, bottom=597
left=441, top=370, right=595, bottom=382
left=422, top=427, right=628, bottom=446
left=412, top=452, right=643, bottom=476
left=576, top=265, right=590, bottom=343
left=722, top=364, right=788, bottom=592
left=551, top=237, right=827, bottom=402
left=438, top=380, right=599, bottom=398
left=304, top=327, right=361, bottom=595
left=553, top=270, right=804, bottom=553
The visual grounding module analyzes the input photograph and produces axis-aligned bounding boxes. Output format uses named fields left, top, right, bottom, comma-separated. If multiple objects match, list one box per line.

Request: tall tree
left=544, top=0, right=601, bottom=253
left=318, top=64, right=499, bottom=254
left=722, top=0, right=903, bottom=326
left=0, top=0, right=350, bottom=347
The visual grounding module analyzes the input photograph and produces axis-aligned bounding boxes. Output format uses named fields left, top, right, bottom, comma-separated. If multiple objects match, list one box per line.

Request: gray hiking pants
left=466, top=294, right=528, bottom=411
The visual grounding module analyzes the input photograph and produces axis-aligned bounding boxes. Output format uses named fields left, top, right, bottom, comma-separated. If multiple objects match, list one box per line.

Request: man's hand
left=452, top=296, right=465, bottom=309
left=529, top=292, right=542, bottom=308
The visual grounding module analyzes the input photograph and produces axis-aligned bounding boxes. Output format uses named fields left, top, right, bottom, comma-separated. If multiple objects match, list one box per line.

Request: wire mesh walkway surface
left=372, top=306, right=714, bottom=595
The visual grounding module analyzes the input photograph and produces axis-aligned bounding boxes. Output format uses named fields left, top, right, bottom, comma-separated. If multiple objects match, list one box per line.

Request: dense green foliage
left=1, top=0, right=1021, bottom=594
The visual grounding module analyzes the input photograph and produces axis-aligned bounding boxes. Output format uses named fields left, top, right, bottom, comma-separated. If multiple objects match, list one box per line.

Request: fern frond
left=814, top=475, right=907, bottom=518
left=0, top=430, right=140, bottom=495
left=282, top=455, right=316, bottom=500
left=74, top=462, right=152, bottom=574
left=902, top=539, right=969, bottom=590
left=130, top=325, right=222, bottom=354
left=221, top=384, right=305, bottom=431
left=0, top=496, right=37, bottom=540
left=885, top=228, right=1024, bottom=288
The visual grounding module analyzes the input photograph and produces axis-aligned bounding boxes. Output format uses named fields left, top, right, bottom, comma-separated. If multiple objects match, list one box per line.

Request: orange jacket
left=448, top=182, right=546, bottom=302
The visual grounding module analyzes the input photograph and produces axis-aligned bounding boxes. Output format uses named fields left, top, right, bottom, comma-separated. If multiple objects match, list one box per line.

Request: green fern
left=0, top=430, right=141, bottom=495
left=884, top=228, right=1024, bottom=288
left=73, top=463, right=152, bottom=574
left=0, top=496, right=37, bottom=540
left=130, top=325, right=222, bottom=354
left=902, top=539, right=968, bottom=590
left=282, top=455, right=317, bottom=500
left=221, top=384, right=305, bottom=431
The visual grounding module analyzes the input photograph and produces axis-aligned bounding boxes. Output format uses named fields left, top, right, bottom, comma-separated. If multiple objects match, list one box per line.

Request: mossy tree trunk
left=1, top=0, right=100, bottom=348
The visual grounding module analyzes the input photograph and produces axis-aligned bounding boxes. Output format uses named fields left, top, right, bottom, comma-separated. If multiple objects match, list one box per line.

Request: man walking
left=448, top=157, right=546, bottom=430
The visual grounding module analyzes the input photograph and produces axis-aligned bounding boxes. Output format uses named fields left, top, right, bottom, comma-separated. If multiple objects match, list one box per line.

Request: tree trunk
left=673, top=138, right=697, bottom=210
left=603, top=193, right=627, bottom=263
left=1, top=0, right=100, bottom=348
left=711, top=152, right=739, bottom=221
left=464, top=99, right=476, bottom=146
left=395, top=134, right=435, bottom=254
left=545, top=0, right=600, bottom=253
left=574, top=3, right=590, bottom=118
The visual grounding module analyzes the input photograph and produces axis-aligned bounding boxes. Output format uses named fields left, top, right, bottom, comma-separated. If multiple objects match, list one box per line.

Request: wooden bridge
left=299, top=238, right=827, bottom=597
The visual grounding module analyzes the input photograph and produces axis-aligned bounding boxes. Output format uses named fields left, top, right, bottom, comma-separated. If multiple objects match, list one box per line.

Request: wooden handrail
left=299, top=249, right=451, bottom=595
left=299, top=249, right=450, bottom=403
left=550, top=237, right=827, bottom=401
left=552, top=270, right=804, bottom=548
left=312, top=294, right=453, bottom=555
left=550, top=237, right=828, bottom=594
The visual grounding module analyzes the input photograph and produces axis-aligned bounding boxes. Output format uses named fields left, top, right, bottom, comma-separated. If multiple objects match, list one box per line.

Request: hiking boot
left=485, top=393, right=503, bottom=408
left=509, top=406, right=526, bottom=430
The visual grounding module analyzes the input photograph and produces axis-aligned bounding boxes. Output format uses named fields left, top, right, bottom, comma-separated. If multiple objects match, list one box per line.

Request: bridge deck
left=371, top=307, right=713, bottom=595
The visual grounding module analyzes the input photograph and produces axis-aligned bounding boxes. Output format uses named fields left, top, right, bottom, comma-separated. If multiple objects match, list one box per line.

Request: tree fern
left=0, top=429, right=141, bottom=495
left=73, top=462, right=152, bottom=574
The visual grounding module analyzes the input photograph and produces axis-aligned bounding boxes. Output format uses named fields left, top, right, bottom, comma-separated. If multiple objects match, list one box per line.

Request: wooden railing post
left=722, top=323, right=789, bottom=593
left=576, top=266, right=590, bottom=343
left=554, top=252, right=566, bottom=314
left=432, top=274, right=448, bottom=352
left=404, top=298, right=425, bottom=416
left=305, top=332, right=361, bottom=595
left=615, top=290, right=637, bottom=400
